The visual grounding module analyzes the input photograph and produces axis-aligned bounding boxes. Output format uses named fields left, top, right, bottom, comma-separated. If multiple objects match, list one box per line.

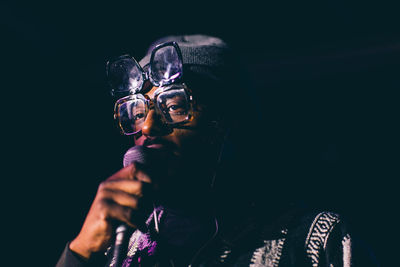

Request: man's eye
left=167, top=104, right=186, bottom=113
left=168, top=105, right=180, bottom=111
left=133, top=112, right=145, bottom=121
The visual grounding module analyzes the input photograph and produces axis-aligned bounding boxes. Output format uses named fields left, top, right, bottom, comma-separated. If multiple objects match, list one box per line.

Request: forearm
left=56, top=242, right=107, bottom=267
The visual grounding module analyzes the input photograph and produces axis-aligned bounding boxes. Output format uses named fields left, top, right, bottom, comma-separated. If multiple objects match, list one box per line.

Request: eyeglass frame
left=106, top=41, right=184, bottom=97
left=113, top=82, right=196, bottom=136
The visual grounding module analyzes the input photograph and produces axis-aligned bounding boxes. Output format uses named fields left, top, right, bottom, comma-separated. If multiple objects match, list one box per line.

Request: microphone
left=123, top=146, right=160, bottom=233
left=112, top=224, right=129, bottom=267
left=123, top=145, right=152, bottom=168
left=112, top=146, right=158, bottom=267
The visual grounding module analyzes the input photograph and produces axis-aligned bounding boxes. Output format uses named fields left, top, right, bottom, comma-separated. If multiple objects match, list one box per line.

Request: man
left=57, top=35, right=377, bottom=266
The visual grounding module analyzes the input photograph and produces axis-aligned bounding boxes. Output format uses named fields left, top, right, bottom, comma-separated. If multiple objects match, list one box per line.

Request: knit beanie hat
left=139, top=34, right=231, bottom=78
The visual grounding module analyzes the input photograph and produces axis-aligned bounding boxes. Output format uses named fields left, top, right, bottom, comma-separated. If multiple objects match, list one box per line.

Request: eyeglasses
left=106, top=42, right=183, bottom=97
left=107, top=42, right=194, bottom=135
left=113, top=83, right=194, bottom=135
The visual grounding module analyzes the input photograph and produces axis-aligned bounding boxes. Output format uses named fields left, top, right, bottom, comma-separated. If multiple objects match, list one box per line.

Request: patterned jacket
left=56, top=207, right=378, bottom=267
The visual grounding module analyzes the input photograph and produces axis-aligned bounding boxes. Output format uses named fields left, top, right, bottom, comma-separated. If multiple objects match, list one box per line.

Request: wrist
left=69, top=238, right=93, bottom=260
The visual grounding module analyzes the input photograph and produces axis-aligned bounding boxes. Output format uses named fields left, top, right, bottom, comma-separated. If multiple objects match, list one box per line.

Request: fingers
left=99, top=179, right=145, bottom=196
left=95, top=172, right=154, bottom=229
left=70, top=164, right=156, bottom=258
left=108, top=163, right=151, bottom=183
left=98, top=187, right=140, bottom=208
left=97, top=198, right=148, bottom=230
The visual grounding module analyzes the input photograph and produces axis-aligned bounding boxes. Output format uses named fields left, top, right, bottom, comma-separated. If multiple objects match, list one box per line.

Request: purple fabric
left=119, top=205, right=215, bottom=267
left=121, top=206, right=164, bottom=267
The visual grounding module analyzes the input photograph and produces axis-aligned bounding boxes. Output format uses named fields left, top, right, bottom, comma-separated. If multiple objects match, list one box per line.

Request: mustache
left=143, top=137, right=177, bottom=150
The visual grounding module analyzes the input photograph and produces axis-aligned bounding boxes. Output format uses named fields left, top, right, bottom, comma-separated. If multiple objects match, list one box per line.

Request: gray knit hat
left=139, top=34, right=234, bottom=84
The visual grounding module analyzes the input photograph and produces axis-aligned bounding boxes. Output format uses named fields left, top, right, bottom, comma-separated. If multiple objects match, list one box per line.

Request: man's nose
left=141, top=109, right=166, bottom=136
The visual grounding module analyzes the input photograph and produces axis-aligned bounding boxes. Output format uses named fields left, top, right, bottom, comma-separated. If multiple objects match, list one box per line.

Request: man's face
left=133, top=85, right=203, bottom=154
left=132, top=85, right=221, bottom=201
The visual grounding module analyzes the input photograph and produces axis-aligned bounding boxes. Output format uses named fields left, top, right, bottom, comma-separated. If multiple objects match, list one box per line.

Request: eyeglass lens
left=118, top=98, right=147, bottom=134
left=117, top=88, right=191, bottom=135
left=156, top=88, right=190, bottom=123
left=150, top=45, right=183, bottom=86
left=108, top=57, right=144, bottom=94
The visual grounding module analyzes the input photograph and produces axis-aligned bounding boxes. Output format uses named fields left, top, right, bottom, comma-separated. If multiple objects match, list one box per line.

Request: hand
left=69, top=163, right=154, bottom=260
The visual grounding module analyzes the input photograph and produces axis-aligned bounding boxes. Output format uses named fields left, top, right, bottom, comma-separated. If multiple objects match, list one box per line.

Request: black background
left=1, top=1, right=399, bottom=266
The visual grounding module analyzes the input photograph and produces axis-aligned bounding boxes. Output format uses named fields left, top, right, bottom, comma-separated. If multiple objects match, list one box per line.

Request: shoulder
left=281, top=209, right=378, bottom=267
left=302, top=211, right=344, bottom=266
left=241, top=209, right=345, bottom=266
left=304, top=211, right=342, bottom=252
left=265, top=209, right=343, bottom=266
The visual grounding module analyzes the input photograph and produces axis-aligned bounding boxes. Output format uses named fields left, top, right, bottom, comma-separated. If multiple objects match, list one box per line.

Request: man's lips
left=142, top=138, right=176, bottom=151
left=146, top=143, right=165, bottom=149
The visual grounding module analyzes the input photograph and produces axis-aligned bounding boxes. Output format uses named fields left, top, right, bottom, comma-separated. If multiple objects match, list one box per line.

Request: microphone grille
left=123, top=146, right=148, bottom=167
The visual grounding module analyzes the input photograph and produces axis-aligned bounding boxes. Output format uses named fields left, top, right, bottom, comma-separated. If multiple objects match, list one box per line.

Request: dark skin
left=70, top=86, right=223, bottom=260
